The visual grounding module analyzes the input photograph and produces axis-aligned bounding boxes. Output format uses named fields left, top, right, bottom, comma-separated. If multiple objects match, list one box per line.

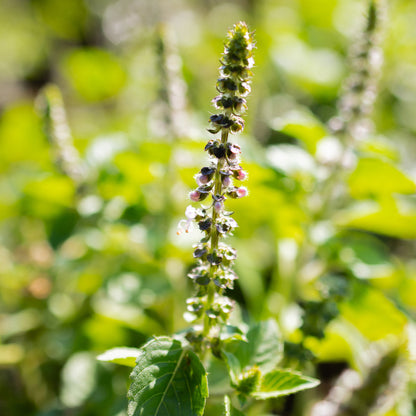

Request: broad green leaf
left=252, top=369, right=320, bottom=399
left=337, top=200, right=416, bottom=239
left=224, top=395, right=244, bottom=416
left=219, top=325, right=246, bottom=341
left=24, top=175, right=75, bottom=207
left=321, top=231, right=393, bottom=279
left=271, top=38, right=343, bottom=97
left=340, top=284, right=407, bottom=341
left=63, top=48, right=126, bottom=101
left=0, top=102, right=48, bottom=167
left=97, top=347, right=142, bottom=367
left=269, top=110, right=327, bottom=153
left=267, top=144, right=316, bottom=176
left=128, top=337, right=208, bottom=416
left=223, top=320, right=283, bottom=382
left=348, top=158, right=415, bottom=198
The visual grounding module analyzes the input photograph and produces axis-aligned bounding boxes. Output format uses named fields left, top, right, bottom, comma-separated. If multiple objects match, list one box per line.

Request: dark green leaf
left=128, top=337, right=208, bottom=416
left=223, top=320, right=283, bottom=383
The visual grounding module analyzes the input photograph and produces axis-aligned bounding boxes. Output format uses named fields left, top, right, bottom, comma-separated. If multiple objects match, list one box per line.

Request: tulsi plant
left=99, top=22, right=319, bottom=416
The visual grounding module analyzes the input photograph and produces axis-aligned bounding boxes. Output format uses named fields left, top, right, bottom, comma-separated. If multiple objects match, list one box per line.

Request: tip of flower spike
left=226, top=21, right=255, bottom=51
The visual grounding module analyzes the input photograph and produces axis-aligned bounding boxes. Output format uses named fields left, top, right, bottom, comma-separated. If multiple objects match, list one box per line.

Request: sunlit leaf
left=0, top=102, right=48, bottom=167
left=340, top=284, right=407, bottom=341
left=128, top=337, right=208, bottom=416
left=60, top=352, right=97, bottom=407
left=337, top=199, right=416, bottom=239
left=252, top=369, right=320, bottom=399
left=269, top=110, right=327, bottom=153
left=97, top=347, right=142, bottom=367
left=63, top=48, right=126, bottom=101
left=271, top=37, right=343, bottom=96
left=267, top=144, right=316, bottom=175
left=348, top=158, right=415, bottom=198
left=223, top=320, right=283, bottom=382
left=224, top=395, right=244, bottom=416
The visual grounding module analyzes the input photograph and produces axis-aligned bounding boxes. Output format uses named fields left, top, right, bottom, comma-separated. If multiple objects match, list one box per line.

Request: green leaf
left=223, top=320, right=283, bottom=383
left=252, top=369, right=320, bottom=399
left=269, top=110, right=327, bottom=153
left=97, top=347, right=142, bottom=367
left=127, top=337, right=208, bottom=416
left=340, top=284, right=407, bottom=341
left=224, top=395, right=244, bottom=416
left=337, top=199, right=416, bottom=239
left=348, top=158, right=415, bottom=198
left=63, top=47, right=126, bottom=101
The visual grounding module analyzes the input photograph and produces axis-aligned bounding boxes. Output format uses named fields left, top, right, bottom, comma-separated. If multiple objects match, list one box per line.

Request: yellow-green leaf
left=97, top=347, right=142, bottom=367
left=348, top=158, right=415, bottom=199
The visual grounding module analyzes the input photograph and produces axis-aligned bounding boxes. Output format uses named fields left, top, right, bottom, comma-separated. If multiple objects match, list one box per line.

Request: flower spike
left=179, top=22, right=254, bottom=352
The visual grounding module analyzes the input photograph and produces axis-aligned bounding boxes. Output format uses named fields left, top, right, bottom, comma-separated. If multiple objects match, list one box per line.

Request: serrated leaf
left=224, top=395, right=244, bottom=416
left=219, top=325, right=246, bottom=342
left=252, top=369, right=319, bottom=399
left=223, top=320, right=283, bottom=383
left=127, top=336, right=208, bottom=416
left=97, top=347, right=142, bottom=367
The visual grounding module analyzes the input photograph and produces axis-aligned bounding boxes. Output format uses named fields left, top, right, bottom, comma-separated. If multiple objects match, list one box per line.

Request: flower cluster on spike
left=329, top=0, right=386, bottom=140
left=179, top=22, right=254, bottom=344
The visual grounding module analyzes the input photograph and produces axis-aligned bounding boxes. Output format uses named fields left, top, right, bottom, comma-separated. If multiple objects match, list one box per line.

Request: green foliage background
left=1, top=0, right=416, bottom=415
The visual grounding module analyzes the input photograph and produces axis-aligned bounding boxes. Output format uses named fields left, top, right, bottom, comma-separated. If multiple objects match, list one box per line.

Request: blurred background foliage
left=1, top=0, right=416, bottom=415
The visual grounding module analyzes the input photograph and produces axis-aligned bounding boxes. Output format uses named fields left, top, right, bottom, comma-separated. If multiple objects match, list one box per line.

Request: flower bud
left=237, top=186, right=248, bottom=198
left=230, top=118, right=244, bottom=133
left=222, top=175, right=232, bottom=187
left=216, top=77, right=237, bottom=93
left=238, top=81, right=251, bottom=97
left=196, top=174, right=210, bottom=186
left=233, top=97, right=247, bottom=113
left=227, top=143, right=241, bottom=160
left=214, top=200, right=223, bottom=213
left=189, top=190, right=201, bottom=202
left=189, top=189, right=209, bottom=202
left=234, top=169, right=247, bottom=181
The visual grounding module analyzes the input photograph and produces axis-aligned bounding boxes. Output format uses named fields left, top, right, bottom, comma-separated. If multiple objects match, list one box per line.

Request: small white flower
left=177, top=206, right=198, bottom=235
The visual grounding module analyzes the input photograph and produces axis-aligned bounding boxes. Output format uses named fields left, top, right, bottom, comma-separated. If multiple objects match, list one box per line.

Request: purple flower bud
left=222, top=175, right=232, bottom=187
left=237, top=186, right=248, bottom=198
left=189, top=190, right=201, bottom=202
left=214, top=201, right=223, bottom=213
left=196, top=174, right=210, bottom=186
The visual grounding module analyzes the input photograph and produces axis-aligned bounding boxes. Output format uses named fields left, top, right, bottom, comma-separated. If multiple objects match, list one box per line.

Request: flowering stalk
left=38, top=84, right=87, bottom=190
left=329, top=0, right=386, bottom=142
left=179, top=22, right=254, bottom=353
left=312, top=0, right=386, bottom=220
